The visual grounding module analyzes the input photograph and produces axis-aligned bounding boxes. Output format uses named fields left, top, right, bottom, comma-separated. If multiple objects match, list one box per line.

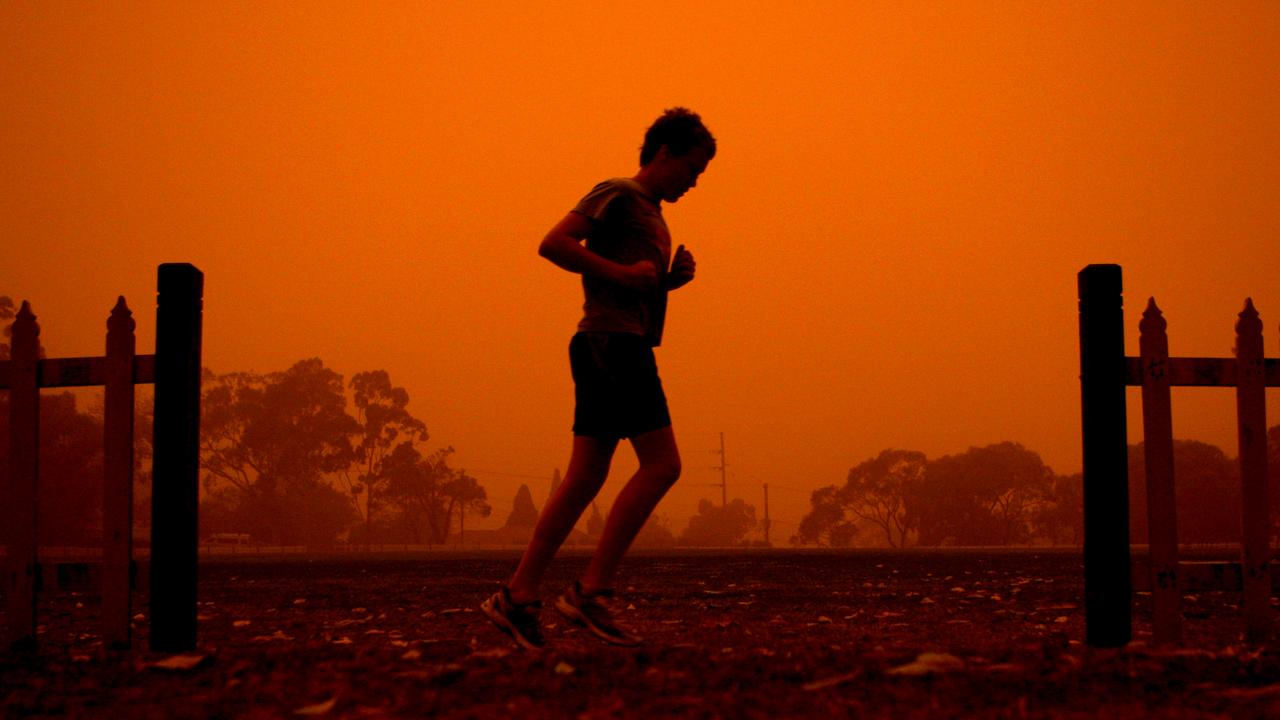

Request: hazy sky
left=4, top=2, right=1279, bottom=538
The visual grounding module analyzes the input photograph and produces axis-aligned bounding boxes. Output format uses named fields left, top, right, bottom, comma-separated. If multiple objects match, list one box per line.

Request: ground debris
left=1205, top=684, right=1280, bottom=701
left=803, top=669, right=863, bottom=691
left=149, top=653, right=213, bottom=672
left=887, top=652, right=965, bottom=676
left=293, top=696, right=337, bottom=716
left=5, top=551, right=1272, bottom=718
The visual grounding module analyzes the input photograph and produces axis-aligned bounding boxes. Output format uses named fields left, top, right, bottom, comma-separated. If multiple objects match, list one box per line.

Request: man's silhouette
left=483, top=108, right=716, bottom=648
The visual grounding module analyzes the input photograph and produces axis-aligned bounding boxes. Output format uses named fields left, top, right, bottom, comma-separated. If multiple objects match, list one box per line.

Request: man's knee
left=667, top=456, right=682, bottom=482
left=643, top=455, right=681, bottom=487
left=632, top=426, right=681, bottom=487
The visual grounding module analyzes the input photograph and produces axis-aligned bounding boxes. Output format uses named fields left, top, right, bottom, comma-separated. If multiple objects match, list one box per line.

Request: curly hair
left=639, top=107, right=716, bottom=166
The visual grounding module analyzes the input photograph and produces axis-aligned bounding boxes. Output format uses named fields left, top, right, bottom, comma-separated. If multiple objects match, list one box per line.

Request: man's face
left=662, top=144, right=713, bottom=203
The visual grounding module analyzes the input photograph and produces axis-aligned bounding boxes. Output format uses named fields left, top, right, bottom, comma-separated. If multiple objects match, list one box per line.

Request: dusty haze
left=4, top=2, right=1279, bottom=539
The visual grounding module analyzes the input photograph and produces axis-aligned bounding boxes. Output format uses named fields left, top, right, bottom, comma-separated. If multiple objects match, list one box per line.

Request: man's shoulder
left=604, top=177, right=645, bottom=193
left=607, top=178, right=660, bottom=205
left=584, top=177, right=647, bottom=199
left=574, top=178, right=651, bottom=222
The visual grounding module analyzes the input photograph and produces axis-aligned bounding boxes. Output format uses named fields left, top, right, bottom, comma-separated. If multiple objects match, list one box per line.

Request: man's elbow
left=539, top=233, right=574, bottom=261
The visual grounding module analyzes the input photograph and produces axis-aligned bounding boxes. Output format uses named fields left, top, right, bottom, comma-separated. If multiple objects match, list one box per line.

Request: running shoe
left=481, top=587, right=545, bottom=649
left=554, top=581, right=642, bottom=647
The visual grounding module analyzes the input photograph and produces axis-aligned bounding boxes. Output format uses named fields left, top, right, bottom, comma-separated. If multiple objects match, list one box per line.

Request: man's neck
left=630, top=169, right=663, bottom=205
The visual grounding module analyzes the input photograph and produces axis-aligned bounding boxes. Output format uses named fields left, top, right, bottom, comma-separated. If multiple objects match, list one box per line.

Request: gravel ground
left=3, top=549, right=1279, bottom=719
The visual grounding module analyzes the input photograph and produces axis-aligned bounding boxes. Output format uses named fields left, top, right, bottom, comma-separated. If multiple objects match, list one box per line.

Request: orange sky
left=4, top=2, right=1279, bottom=539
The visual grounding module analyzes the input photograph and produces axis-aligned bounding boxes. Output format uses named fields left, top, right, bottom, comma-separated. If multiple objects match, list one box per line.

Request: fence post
left=5, top=303, right=40, bottom=651
left=150, top=264, right=203, bottom=652
left=1078, top=264, right=1131, bottom=648
left=103, top=297, right=136, bottom=650
left=1139, top=298, right=1181, bottom=644
left=1234, top=299, right=1271, bottom=644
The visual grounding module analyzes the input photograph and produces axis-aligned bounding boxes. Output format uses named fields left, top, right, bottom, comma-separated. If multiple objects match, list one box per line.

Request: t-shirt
left=571, top=178, right=672, bottom=346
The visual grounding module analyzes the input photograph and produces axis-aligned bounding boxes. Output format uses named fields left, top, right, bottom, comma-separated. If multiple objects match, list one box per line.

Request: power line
left=467, top=468, right=553, bottom=481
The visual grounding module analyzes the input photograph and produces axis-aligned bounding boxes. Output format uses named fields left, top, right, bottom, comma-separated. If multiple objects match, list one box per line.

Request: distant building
left=453, top=478, right=591, bottom=547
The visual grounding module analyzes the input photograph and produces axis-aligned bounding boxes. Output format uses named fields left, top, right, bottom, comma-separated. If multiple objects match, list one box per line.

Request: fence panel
left=1, top=264, right=201, bottom=654
left=1081, top=265, right=1275, bottom=647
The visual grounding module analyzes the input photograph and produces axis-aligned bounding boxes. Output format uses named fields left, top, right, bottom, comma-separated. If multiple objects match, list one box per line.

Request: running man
left=483, top=108, right=716, bottom=648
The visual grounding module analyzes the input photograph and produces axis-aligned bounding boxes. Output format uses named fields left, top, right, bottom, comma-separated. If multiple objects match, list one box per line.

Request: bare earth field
left=3, top=549, right=1280, bottom=719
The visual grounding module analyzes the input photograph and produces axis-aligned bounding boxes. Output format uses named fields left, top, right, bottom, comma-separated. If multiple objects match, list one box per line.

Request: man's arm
left=539, top=212, right=659, bottom=291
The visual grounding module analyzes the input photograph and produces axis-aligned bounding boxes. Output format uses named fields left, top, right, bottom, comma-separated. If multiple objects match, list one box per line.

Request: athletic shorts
left=569, top=331, right=671, bottom=440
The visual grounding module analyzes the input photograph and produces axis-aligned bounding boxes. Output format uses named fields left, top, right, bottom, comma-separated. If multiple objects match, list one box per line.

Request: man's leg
left=579, top=426, right=681, bottom=594
left=507, top=434, right=618, bottom=603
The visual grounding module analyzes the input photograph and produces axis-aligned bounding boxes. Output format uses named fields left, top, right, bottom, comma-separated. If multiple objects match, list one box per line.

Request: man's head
left=637, top=108, right=716, bottom=203
left=640, top=108, right=716, bottom=166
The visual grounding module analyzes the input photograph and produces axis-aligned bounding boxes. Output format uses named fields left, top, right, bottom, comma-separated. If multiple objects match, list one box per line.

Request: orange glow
left=3, top=2, right=1279, bottom=538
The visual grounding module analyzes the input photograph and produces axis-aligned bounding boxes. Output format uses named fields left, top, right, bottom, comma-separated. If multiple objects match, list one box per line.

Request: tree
left=1, top=297, right=101, bottom=545
left=38, top=392, right=104, bottom=545
left=792, top=449, right=925, bottom=548
left=132, top=387, right=155, bottom=533
left=917, top=443, right=1054, bottom=546
left=1036, top=472, right=1082, bottom=546
left=1128, top=439, right=1238, bottom=545
left=289, top=480, right=358, bottom=548
left=0, top=297, right=13, bottom=512
left=444, top=471, right=490, bottom=546
left=200, top=359, right=359, bottom=544
left=0, top=295, right=14, bottom=360
left=0, top=296, right=44, bottom=361
left=382, top=446, right=480, bottom=545
left=0, top=390, right=107, bottom=547
left=680, top=498, right=757, bottom=547
left=793, top=485, right=859, bottom=547
left=842, top=449, right=926, bottom=548
left=381, top=444, right=443, bottom=544
left=344, top=370, right=428, bottom=545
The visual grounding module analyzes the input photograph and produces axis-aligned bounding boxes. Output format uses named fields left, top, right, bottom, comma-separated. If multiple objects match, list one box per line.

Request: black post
left=1078, top=264, right=1131, bottom=648
left=6, top=303, right=40, bottom=652
left=150, top=264, right=203, bottom=652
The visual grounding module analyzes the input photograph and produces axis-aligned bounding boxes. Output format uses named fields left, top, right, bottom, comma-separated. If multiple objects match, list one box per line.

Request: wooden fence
left=1, top=264, right=202, bottom=653
left=1078, top=264, right=1276, bottom=647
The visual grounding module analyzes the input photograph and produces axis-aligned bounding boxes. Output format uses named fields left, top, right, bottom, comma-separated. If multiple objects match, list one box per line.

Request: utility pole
left=763, top=483, right=771, bottom=547
left=713, top=431, right=728, bottom=507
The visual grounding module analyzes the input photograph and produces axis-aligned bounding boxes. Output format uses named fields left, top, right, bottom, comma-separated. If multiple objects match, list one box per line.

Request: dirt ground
left=3, top=549, right=1280, bottom=719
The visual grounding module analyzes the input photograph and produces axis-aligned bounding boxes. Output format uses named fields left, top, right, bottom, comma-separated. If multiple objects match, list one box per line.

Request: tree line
left=1, top=295, right=488, bottom=547
left=488, top=476, right=761, bottom=549
left=199, top=359, right=488, bottom=546
left=793, top=434, right=1280, bottom=548
left=7, top=294, right=1280, bottom=550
